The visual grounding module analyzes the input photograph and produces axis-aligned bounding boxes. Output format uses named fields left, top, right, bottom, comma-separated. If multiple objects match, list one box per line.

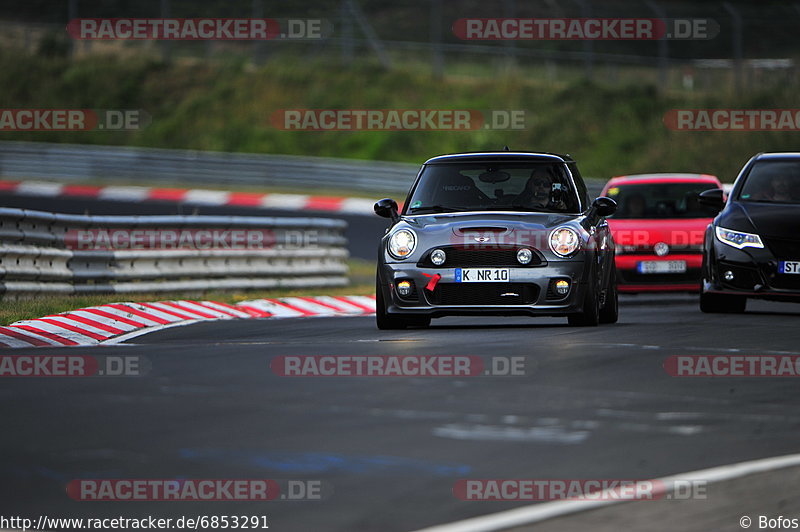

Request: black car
left=698, top=152, right=800, bottom=312
left=373, top=151, right=619, bottom=329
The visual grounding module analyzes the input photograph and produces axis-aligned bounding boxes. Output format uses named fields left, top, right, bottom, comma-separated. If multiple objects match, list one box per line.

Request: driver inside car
left=514, top=168, right=567, bottom=210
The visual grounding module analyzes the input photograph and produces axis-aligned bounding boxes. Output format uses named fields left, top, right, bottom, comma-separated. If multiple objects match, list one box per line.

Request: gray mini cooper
left=374, top=151, right=619, bottom=329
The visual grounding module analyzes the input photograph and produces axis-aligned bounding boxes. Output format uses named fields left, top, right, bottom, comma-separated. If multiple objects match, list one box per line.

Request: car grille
left=717, top=261, right=763, bottom=290
left=418, top=245, right=543, bottom=267
left=765, top=238, right=800, bottom=259
left=616, top=245, right=703, bottom=255
left=427, top=283, right=539, bottom=305
left=619, top=269, right=701, bottom=285
left=769, top=275, right=800, bottom=290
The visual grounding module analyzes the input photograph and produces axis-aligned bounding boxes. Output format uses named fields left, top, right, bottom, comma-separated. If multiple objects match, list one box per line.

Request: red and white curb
left=0, top=179, right=396, bottom=216
left=0, top=295, right=376, bottom=348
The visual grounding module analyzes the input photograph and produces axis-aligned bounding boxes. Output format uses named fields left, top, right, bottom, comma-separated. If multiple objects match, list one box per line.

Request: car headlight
left=715, top=226, right=764, bottom=249
left=388, top=229, right=417, bottom=259
left=549, top=227, right=581, bottom=257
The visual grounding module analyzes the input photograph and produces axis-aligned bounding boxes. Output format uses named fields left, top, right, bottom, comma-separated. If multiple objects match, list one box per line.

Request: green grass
left=2, top=49, right=800, bottom=183
left=0, top=258, right=376, bottom=325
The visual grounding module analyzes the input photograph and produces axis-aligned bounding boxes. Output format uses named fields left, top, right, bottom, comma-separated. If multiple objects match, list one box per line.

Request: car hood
left=402, top=211, right=579, bottom=231
left=724, top=202, right=800, bottom=238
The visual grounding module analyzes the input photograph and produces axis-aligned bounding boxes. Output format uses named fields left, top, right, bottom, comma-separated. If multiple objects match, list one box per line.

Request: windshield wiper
left=408, top=205, right=467, bottom=213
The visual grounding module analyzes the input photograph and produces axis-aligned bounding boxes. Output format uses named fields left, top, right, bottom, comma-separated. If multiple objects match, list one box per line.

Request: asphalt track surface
left=3, top=295, right=800, bottom=531
left=0, top=193, right=392, bottom=261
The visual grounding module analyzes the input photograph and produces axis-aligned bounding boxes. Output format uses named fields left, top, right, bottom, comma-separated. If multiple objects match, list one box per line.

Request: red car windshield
left=606, top=182, right=720, bottom=219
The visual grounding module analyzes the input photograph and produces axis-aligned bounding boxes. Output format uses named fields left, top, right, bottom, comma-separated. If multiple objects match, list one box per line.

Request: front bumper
left=615, top=254, right=703, bottom=293
left=705, top=243, right=800, bottom=301
left=378, top=261, right=589, bottom=317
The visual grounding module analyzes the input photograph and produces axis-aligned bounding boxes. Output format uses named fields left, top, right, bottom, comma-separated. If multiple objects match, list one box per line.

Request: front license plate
left=779, top=261, right=800, bottom=274
left=455, top=268, right=510, bottom=282
left=637, top=260, right=687, bottom=274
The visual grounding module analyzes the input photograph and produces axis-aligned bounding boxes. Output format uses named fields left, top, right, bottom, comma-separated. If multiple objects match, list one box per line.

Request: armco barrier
left=0, top=141, right=607, bottom=198
left=0, top=208, right=349, bottom=297
left=0, top=141, right=419, bottom=195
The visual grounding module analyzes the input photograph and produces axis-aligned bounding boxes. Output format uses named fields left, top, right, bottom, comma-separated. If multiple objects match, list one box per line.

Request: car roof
left=424, top=151, right=574, bottom=165
left=605, top=173, right=721, bottom=186
left=753, top=152, right=800, bottom=160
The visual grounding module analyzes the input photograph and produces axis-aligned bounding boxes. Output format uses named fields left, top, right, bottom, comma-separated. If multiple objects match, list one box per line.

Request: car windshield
left=405, top=162, right=581, bottom=214
left=739, top=160, right=800, bottom=204
left=606, top=182, right=720, bottom=219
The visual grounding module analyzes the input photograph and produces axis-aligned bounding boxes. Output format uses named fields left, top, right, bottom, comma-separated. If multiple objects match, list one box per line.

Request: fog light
left=723, top=270, right=735, bottom=282
left=430, top=249, right=446, bottom=266
left=555, top=279, right=570, bottom=295
left=517, top=248, right=533, bottom=265
left=397, top=280, right=412, bottom=297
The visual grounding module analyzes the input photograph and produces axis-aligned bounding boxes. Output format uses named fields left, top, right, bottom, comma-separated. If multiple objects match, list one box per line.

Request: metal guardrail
left=0, top=208, right=349, bottom=297
left=0, top=141, right=607, bottom=199
left=0, top=141, right=419, bottom=195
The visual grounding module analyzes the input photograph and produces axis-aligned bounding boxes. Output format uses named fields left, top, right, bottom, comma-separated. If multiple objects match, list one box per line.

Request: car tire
left=699, top=291, right=747, bottom=314
left=568, top=281, right=600, bottom=327
left=375, top=280, right=409, bottom=330
left=599, top=264, right=619, bottom=324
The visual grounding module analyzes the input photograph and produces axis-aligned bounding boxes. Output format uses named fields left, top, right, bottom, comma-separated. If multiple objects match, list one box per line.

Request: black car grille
left=428, top=283, right=539, bottom=305
left=418, top=246, right=543, bottom=268
left=717, top=261, right=763, bottom=290
left=765, top=238, right=800, bottom=259
left=769, top=275, right=800, bottom=290
left=619, top=269, right=701, bottom=285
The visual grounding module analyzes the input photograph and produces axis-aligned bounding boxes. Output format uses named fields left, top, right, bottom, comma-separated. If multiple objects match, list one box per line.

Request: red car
left=601, top=173, right=724, bottom=293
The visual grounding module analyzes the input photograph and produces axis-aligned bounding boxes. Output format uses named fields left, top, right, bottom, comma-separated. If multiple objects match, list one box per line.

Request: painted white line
left=122, top=302, right=184, bottom=323
left=280, top=297, right=341, bottom=315
left=4, top=296, right=376, bottom=348
left=0, top=332, right=47, bottom=348
left=38, top=316, right=115, bottom=339
left=84, top=305, right=162, bottom=327
left=413, top=452, right=800, bottom=532
left=338, top=197, right=375, bottom=215
left=197, top=301, right=253, bottom=318
left=0, top=327, right=63, bottom=346
left=171, top=300, right=237, bottom=319
left=260, top=193, right=310, bottom=210
left=311, top=295, right=368, bottom=314
left=97, top=186, right=151, bottom=202
left=15, top=181, right=63, bottom=196
left=143, top=302, right=210, bottom=320
left=237, top=299, right=306, bottom=317
left=9, top=320, right=98, bottom=344
left=67, top=310, right=139, bottom=332
left=342, top=295, right=377, bottom=311
left=102, top=309, right=373, bottom=344
left=102, top=319, right=208, bottom=344
left=182, top=189, right=231, bottom=205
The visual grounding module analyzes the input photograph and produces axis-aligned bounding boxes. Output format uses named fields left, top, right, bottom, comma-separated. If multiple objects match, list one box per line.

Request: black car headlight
left=388, top=229, right=417, bottom=259
left=715, top=226, right=764, bottom=250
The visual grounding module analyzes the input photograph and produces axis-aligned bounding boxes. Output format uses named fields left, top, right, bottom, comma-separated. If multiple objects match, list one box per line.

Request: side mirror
left=592, top=196, right=617, bottom=218
left=374, top=198, right=399, bottom=222
left=697, top=188, right=725, bottom=211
